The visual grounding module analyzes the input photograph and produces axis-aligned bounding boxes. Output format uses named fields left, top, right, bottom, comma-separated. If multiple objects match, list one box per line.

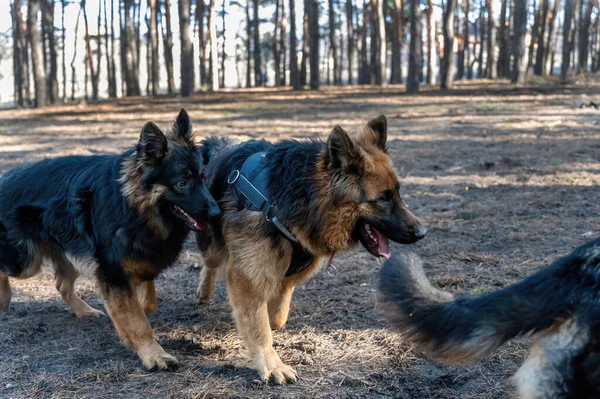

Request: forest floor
left=0, top=78, right=599, bottom=399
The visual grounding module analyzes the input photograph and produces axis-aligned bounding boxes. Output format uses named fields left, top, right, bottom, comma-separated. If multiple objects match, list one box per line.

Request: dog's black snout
left=414, top=225, right=428, bottom=240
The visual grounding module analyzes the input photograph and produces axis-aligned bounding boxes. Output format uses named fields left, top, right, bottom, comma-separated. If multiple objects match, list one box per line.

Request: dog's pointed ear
left=171, top=108, right=194, bottom=146
left=362, top=115, right=388, bottom=150
left=327, top=125, right=361, bottom=173
left=139, top=121, right=168, bottom=164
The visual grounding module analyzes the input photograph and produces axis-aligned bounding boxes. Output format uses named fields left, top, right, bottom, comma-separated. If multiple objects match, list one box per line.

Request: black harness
left=227, top=152, right=315, bottom=276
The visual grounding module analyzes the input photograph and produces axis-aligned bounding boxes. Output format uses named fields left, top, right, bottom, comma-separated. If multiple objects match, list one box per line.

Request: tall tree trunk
left=162, top=0, right=175, bottom=93
left=196, top=0, right=206, bottom=87
left=441, top=0, right=457, bottom=88
left=208, top=0, right=219, bottom=90
left=594, top=11, right=600, bottom=71
left=274, top=0, right=281, bottom=86
left=148, top=0, right=159, bottom=95
left=43, top=0, right=58, bottom=103
left=179, top=0, right=195, bottom=95
left=61, top=0, right=67, bottom=101
left=527, top=0, right=541, bottom=74
left=457, top=0, right=469, bottom=79
left=543, top=0, right=562, bottom=75
left=370, top=2, right=377, bottom=83
left=496, top=0, right=507, bottom=77
left=253, top=0, right=262, bottom=85
left=486, top=0, right=496, bottom=78
left=347, top=0, right=355, bottom=84
left=109, top=0, right=117, bottom=96
left=390, top=0, right=402, bottom=83
left=12, top=0, right=27, bottom=106
left=290, top=0, right=300, bottom=88
left=512, top=0, right=529, bottom=83
left=220, top=0, right=226, bottom=88
left=376, top=0, right=386, bottom=85
left=82, top=0, right=99, bottom=100
left=308, top=0, right=320, bottom=89
left=534, top=0, right=550, bottom=74
left=245, top=0, right=252, bottom=87
left=477, top=1, right=485, bottom=77
left=426, top=0, right=434, bottom=84
left=103, top=0, right=114, bottom=97
left=29, top=0, right=48, bottom=106
left=561, top=0, right=574, bottom=81
left=329, top=0, right=341, bottom=84
left=578, top=0, right=594, bottom=72
left=407, top=0, right=421, bottom=92
left=71, top=4, right=82, bottom=100
left=359, top=0, right=369, bottom=83
left=300, top=0, right=309, bottom=86
left=122, top=0, right=141, bottom=96
left=280, top=2, right=287, bottom=85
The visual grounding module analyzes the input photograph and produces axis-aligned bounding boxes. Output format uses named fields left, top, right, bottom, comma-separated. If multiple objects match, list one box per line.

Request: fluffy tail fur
left=377, top=243, right=599, bottom=364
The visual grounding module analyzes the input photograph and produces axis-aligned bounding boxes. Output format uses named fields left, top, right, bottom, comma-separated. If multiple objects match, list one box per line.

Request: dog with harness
left=194, top=116, right=427, bottom=384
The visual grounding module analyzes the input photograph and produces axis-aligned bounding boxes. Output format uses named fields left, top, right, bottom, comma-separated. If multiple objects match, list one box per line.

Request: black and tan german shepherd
left=379, top=239, right=600, bottom=399
left=0, top=109, right=219, bottom=370
left=195, top=115, right=427, bottom=384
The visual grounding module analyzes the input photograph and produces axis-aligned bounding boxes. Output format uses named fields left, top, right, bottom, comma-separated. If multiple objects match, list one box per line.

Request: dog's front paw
left=138, top=341, right=178, bottom=371
left=255, top=350, right=297, bottom=385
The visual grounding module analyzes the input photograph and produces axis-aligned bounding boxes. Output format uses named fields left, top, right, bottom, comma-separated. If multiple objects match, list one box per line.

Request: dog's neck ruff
left=228, top=151, right=316, bottom=277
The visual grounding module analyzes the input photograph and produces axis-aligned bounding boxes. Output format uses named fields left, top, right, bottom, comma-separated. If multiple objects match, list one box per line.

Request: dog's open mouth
left=358, top=222, right=391, bottom=259
left=172, top=205, right=205, bottom=232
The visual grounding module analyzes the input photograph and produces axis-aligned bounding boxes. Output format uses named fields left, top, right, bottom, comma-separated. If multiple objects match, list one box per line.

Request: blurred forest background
left=1, top=0, right=599, bottom=107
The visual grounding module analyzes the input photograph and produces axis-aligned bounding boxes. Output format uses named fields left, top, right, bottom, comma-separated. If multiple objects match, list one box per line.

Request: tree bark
left=457, top=0, right=469, bottom=79
left=561, top=0, right=574, bottom=81
left=71, top=4, right=82, bottom=100
left=12, top=0, right=27, bottom=106
left=526, top=0, right=541, bottom=75
left=543, top=0, right=562, bottom=75
left=308, top=0, right=320, bottom=89
left=179, top=0, right=195, bottom=96
left=578, top=0, right=594, bottom=72
left=161, top=0, right=175, bottom=94
left=220, top=0, right=226, bottom=88
left=441, top=0, right=456, bottom=88
left=253, top=0, right=262, bottom=85
left=511, top=0, right=529, bottom=83
left=376, top=0, right=386, bottom=85
left=347, top=0, right=355, bottom=84
left=370, top=1, right=377, bottom=83
left=82, top=0, right=100, bottom=100
left=329, top=0, right=341, bottom=84
left=477, top=0, right=485, bottom=77
left=290, top=0, right=300, bottom=88
left=390, top=0, right=403, bottom=83
left=122, top=0, right=141, bottom=96
left=207, top=0, right=219, bottom=90
left=43, top=0, right=58, bottom=103
left=533, top=0, right=550, bottom=74
left=196, top=0, right=205, bottom=87
left=300, top=0, right=309, bottom=86
left=407, top=0, right=421, bottom=93
left=245, top=0, right=252, bottom=87
left=148, top=0, right=159, bottom=95
left=274, top=0, right=281, bottom=86
left=29, top=0, right=48, bottom=106
left=426, top=0, right=434, bottom=84
left=486, top=0, right=496, bottom=78
left=280, top=1, right=287, bottom=85
left=496, top=0, right=508, bottom=77
left=359, top=0, right=369, bottom=83
left=103, top=0, right=114, bottom=97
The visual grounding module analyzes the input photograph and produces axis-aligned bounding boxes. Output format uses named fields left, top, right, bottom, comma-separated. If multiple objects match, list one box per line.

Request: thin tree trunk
left=477, top=1, right=485, bottom=77
left=71, top=4, right=82, bottom=100
left=347, top=0, right=355, bottom=84
left=61, top=0, right=67, bottom=100
left=370, top=1, right=377, bottom=84
left=29, top=0, right=48, bottom=106
left=329, top=0, right=341, bottom=84
left=109, top=0, right=117, bottom=96
left=148, top=0, right=159, bottom=95
left=426, top=0, right=434, bottom=84
left=308, top=0, right=320, bottom=89
left=196, top=0, right=205, bottom=87
left=44, top=0, right=58, bottom=103
left=390, top=0, right=402, bottom=83
left=441, top=0, right=457, bottom=88
left=96, top=0, right=102, bottom=97
left=179, top=0, right=195, bottom=95
left=245, top=0, right=252, bottom=87
left=290, top=0, right=300, bottom=88
left=543, top=0, right=562, bottom=75
left=359, top=0, right=369, bottom=83
left=82, top=0, right=99, bottom=100
left=220, top=0, right=226, bottom=88
left=561, top=0, right=574, bottom=81
left=497, top=0, right=507, bottom=77
left=208, top=0, right=219, bottom=90
left=103, top=0, right=114, bottom=97
left=161, top=0, right=175, bottom=93
left=578, top=0, right=594, bottom=72
left=527, top=0, right=541, bottom=74
left=274, top=0, right=281, bottom=86
left=534, top=0, right=550, bottom=74
left=486, top=0, right=496, bottom=78
left=512, top=0, right=530, bottom=83
left=253, top=0, right=262, bottom=85
left=300, top=0, right=309, bottom=86
left=376, top=0, right=386, bottom=85
left=12, top=0, right=27, bottom=106
left=407, top=0, right=421, bottom=92
left=280, top=1, right=287, bottom=85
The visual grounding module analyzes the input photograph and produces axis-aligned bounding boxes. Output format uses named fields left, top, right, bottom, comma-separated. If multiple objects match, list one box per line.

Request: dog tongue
left=371, top=226, right=391, bottom=259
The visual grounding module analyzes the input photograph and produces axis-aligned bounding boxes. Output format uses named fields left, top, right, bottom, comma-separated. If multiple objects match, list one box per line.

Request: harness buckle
left=227, top=170, right=240, bottom=184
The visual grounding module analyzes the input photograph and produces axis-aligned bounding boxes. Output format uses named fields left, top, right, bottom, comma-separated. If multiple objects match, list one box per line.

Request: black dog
left=379, top=239, right=600, bottom=398
left=0, top=109, right=219, bottom=370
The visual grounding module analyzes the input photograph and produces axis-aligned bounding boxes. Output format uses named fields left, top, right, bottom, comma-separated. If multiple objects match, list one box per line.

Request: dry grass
left=0, top=79, right=599, bottom=398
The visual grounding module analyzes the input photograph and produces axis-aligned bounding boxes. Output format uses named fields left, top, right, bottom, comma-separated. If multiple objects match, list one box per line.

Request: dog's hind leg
left=52, top=254, right=105, bottom=318
left=197, top=245, right=227, bottom=305
left=135, top=280, right=157, bottom=315
left=268, top=280, right=295, bottom=330
left=0, top=272, right=11, bottom=312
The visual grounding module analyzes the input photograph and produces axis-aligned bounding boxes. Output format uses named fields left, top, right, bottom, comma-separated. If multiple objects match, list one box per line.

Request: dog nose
left=414, top=225, right=428, bottom=239
left=208, top=201, right=221, bottom=217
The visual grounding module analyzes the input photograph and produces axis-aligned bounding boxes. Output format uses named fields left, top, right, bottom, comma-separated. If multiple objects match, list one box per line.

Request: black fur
left=379, top=239, right=600, bottom=398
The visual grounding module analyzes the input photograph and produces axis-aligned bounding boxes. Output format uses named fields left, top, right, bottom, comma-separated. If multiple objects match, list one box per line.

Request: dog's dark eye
left=176, top=180, right=187, bottom=188
left=379, top=190, right=393, bottom=202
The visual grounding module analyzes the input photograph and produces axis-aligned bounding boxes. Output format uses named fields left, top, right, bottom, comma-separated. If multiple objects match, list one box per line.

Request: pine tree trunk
left=29, top=0, right=48, bottom=107
left=533, top=0, right=549, bottom=74
left=426, top=0, right=434, bottom=84
left=390, top=0, right=402, bottom=83
left=71, top=4, right=82, bottom=100
left=300, top=0, right=309, bottom=86
left=347, top=0, right=355, bottom=84
left=290, top=0, right=300, bottom=89
left=376, top=0, right=386, bottom=85
left=543, top=0, right=562, bottom=75
left=329, top=0, right=341, bottom=84
left=359, top=0, right=369, bottom=83
left=44, top=0, right=58, bottom=104
left=220, top=0, right=226, bottom=88
left=179, top=0, right=195, bottom=95
left=527, top=0, right=541, bottom=75
left=370, top=2, right=377, bottom=84
left=477, top=1, right=485, bottom=78
left=12, top=0, right=27, bottom=106
left=496, top=0, right=507, bottom=77
left=196, top=0, right=205, bottom=87
left=578, top=0, right=594, bottom=72
left=407, top=0, right=421, bottom=93
left=440, top=0, right=456, bottom=88
left=253, top=0, right=262, bottom=85
left=561, top=0, right=574, bottom=81
left=208, top=0, right=219, bottom=90
left=486, top=0, right=496, bottom=78
left=274, top=0, right=281, bottom=86
left=161, top=0, right=175, bottom=94
left=280, top=2, right=287, bottom=85
left=148, top=0, right=159, bottom=95
left=82, top=0, right=99, bottom=100
left=512, top=0, right=530, bottom=83
left=308, top=0, right=320, bottom=89
left=245, top=0, right=252, bottom=87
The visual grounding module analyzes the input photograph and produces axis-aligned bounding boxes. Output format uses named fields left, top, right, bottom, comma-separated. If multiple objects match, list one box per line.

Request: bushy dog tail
left=378, top=250, right=584, bottom=364
left=198, top=136, right=238, bottom=165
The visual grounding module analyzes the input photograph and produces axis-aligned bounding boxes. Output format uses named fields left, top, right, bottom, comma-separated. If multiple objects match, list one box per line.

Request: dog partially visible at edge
left=195, top=115, right=428, bottom=384
left=0, top=109, right=220, bottom=370
left=379, top=239, right=600, bottom=399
